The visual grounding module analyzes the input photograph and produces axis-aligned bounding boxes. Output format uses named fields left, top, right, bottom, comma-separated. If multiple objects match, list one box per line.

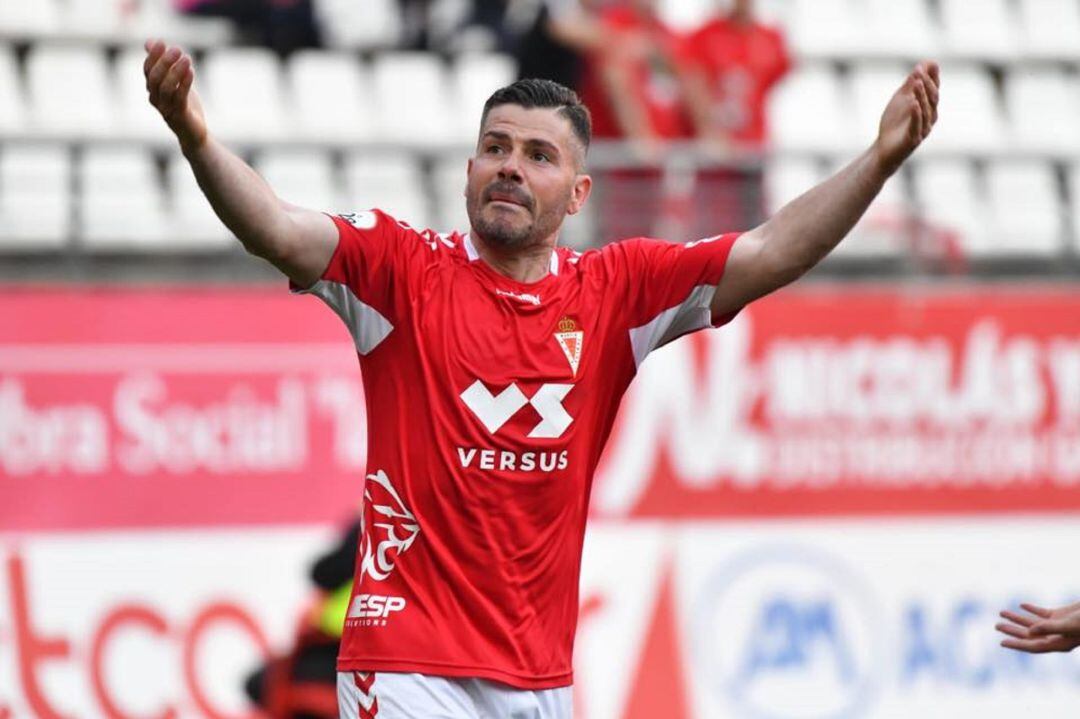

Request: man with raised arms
left=143, top=38, right=940, bottom=718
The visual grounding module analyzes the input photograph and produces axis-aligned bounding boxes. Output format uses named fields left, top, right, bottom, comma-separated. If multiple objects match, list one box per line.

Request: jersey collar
left=463, top=233, right=560, bottom=277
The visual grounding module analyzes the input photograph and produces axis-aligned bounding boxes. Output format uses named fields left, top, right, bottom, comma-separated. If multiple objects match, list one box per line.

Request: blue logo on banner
left=692, top=545, right=883, bottom=719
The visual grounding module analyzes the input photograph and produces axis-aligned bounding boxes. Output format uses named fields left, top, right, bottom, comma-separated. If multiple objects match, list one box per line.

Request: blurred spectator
left=174, top=0, right=323, bottom=55
left=515, top=0, right=604, bottom=89
left=578, top=0, right=692, bottom=243
left=680, top=0, right=791, bottom=234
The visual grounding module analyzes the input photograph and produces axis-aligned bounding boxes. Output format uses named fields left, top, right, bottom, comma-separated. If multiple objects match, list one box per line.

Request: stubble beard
left=467, top=185, right=567, bottom=251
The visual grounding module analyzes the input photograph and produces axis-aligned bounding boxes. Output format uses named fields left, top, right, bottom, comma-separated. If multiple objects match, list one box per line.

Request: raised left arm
left=711, top=61, right=940, bottom=318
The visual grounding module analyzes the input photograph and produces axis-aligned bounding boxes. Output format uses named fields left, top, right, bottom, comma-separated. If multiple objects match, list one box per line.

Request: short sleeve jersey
left=679, top=17, right=791, bottom=146
left=295, top=210, right=740, bottom=689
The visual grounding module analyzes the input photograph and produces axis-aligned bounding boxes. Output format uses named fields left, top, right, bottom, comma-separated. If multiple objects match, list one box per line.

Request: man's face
left=465, top=104, right=590, bottom=252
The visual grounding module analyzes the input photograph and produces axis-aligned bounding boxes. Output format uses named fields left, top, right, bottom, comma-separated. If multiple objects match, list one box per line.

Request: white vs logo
left=460, top=381, right=574, bottom=438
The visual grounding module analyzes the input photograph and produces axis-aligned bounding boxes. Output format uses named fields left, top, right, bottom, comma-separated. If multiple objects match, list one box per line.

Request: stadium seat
left=764, top=157, right=826, bottom=215
left=114, top=45, right=174, bottom=142
left=370, top=53, right=455, bottom=146
left=451, top=53, right=516, bottom=142
left=79, top=148, right=168, bottom=250
left=854, top=0, right=941, bottom=59
left=201, top=48, right=290, bottom=143
left=920, top=64, right=1006, bottom=155
left=253, top=149, right=340, bottom=211
left=0, top=47, right=26, bottom=134
left=911, top=158, right=990, bottom=256
left=25, top=45, right=116, bottom=138
left=938, top=0, right=1019, bottom=61
left=849, top=63, right=910, bottom=149
left=343, top=152, right=430, bottom=229
left=1004, top=69, right=1080, bottom=155
left=166, top=153, right=234, bottom=249
left=65, top=0, right=129, bottom=36
left=785, top=0, right=861, bottom=59
left=286, top=50, right=374, bottom=143
left=1017, top=0, right=1080, bottom=61
left=985, top=159, right=1063, bottom=256
left=432, top=152, right=471, bottom=231
left=0, top=143, right=71, bottom=249
left=768, top=64, right=855, bottom=154
left=314, top=0, right=400, bottom=49
left=0, top=0, right=60, bottom=35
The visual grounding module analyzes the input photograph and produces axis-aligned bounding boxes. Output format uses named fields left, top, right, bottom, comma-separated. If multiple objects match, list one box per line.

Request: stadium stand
left=0, top=0, right=1077, bottom=274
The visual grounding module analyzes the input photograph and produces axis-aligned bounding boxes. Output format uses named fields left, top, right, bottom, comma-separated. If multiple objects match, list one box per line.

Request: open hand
left=996, top=601, right=1080, bottom=653
left=143, top=39, right=207, bottom=153
left=874, top=61, right=940, bottom=176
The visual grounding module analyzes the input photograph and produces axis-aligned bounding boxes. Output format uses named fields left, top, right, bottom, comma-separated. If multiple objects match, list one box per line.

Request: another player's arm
left=710, top=61, right=940, bottom=318
left=143, top=39, right=335, bottom=288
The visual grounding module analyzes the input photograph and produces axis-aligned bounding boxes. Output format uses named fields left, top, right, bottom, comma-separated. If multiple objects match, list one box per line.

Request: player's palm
left=875, top=61, right=940, bottom=175
left=143, top=39, right=207, bottom=152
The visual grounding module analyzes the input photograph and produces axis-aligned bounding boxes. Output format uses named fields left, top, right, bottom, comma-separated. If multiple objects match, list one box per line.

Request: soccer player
left=997, top=601, right=1080, bottom=653
left=143, top=39, right=939, bottom=718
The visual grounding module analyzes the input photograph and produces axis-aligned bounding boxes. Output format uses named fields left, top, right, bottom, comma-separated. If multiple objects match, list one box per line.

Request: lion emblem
left=359, top=470, right=420, bottom=582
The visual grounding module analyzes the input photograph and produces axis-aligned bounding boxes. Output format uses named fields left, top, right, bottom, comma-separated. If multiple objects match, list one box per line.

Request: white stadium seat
left=287, top=50, right=374, bottom=143
left=768, top=65, right=854, bottom=153
left=370, top=53, right=455, bottom=146
left=253, top=149, right=340, bottom=211
left=0, top=144, right=71, bottom=249
left=785, top=0, right=861, bottom=59
left=0, top=0, right=60, bottom=35
left=201, top=48, right=289, bottom=143
left=849, top=64, right=910, bottom=149
left=25, top=45, right=115, bottom=138
left=1004, top=69, right=1080, bottom=154
left=764, top=157, right=826, bottom=215
left=1017, top=0, right=1080, bottom=61
left=912, top=159, right=990, bottom=257
left=343, top=152, right=430, bottom=229
left=855, top=0, right=941, bottom=59
left=985, top=159, right=1063, bottom=256
left=433, top=152, right=471, bottom=231
left=79, top=148, right=168, bottom=250
left=920, top=65, right=1006, bottom=155
left=166, top=153, right=233, bottom=249
left=64, top=0, right=129, bottom=36
left=314, top=0, right=400, bottom=49
left=938, top=0, right=1019, bottom=61
left=114, top=45, right=174, bottom=142
left=0, top=47, right=26, bottom=134
left=451, top=53, right=517, bottom=143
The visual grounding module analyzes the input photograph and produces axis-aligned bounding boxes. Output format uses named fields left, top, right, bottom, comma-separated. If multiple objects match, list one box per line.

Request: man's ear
left=567, top=173, right=593, bottom=216
left=464, top=157, right=474, bottom=198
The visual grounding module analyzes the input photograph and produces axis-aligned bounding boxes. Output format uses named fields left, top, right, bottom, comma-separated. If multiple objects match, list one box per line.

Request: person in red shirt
left=143, top=35, right=939, bottom=718
left=680, top=0, right=792, bottom=236
left=577, top=0, right=693, bottom=244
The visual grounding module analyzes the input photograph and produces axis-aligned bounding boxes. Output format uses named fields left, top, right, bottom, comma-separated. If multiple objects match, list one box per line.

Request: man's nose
left=497, top=151, right=524, bottom=182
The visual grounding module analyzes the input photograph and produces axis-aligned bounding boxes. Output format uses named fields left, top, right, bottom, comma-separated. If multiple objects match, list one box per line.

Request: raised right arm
left=143, top=39, right=336, bottom=288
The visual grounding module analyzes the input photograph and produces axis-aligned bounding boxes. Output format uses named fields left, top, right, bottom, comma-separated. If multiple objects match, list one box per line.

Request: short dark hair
left=481, top=78, right=592, bottom=154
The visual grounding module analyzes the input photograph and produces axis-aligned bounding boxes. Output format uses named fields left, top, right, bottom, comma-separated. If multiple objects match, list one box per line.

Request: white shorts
left=337, top=671, right=573, bottom=719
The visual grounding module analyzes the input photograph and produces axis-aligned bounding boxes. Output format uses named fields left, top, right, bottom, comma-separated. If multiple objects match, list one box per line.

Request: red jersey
left=680, top=17, right=791, bottom=146
left=580, top=6, right=692, bottom=140
left=295, top=210, right=740, bottom=689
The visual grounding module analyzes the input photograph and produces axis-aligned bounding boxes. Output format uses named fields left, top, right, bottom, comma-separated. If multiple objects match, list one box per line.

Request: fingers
left=999, top=609, right=1037, bottom=628
left=144, top=40, right=193, bottom=114
left=995, top=621, right=1030, bottom=640
left=1021, top=603, right=1053, bottom=618
left=159, top=54, right=192, bottom=115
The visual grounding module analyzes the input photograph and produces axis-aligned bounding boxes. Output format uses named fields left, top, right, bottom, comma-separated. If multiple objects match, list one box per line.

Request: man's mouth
left=485, top=188, right=531, bottom=210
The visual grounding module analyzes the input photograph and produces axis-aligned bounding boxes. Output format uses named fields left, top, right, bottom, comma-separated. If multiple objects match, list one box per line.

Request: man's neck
left=471, top=234, right=556, bottom=284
